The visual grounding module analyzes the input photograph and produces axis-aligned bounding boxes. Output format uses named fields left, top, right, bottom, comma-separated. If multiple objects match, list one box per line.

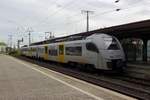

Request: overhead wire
left=39, top=0, right=108, bottom=29
left=33, top=0, right=108, bottom=29
left=33, top=0, right=145, bottom=35
left=33, top=0, right=78, bottom=28
left=37, top=0, right=117, bottom=30
left=49, top=0, right=144, bottom=31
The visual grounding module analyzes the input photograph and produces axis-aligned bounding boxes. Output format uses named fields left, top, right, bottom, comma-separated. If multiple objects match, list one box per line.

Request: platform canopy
left=89, top=19, right=150, bottom=40
left=30, top=19, right=150, bottom=46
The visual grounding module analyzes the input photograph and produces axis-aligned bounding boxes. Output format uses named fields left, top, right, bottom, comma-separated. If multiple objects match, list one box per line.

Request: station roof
left=30, top=19, right=150, bottom=46
left=89, top=19, right=150, bottom=39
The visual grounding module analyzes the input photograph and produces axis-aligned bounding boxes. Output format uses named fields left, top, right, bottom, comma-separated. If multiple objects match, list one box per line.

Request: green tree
left=0, top=42, right=6, bottom=46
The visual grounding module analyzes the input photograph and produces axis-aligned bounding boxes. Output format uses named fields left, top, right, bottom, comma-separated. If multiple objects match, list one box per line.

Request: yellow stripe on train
left=58, top=44, right=65, bottom=63
left=44, top=45, right=48, bottom=60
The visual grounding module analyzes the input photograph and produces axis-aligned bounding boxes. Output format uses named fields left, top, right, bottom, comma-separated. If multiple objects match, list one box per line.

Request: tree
left=0, top=42, right=6, bottom=46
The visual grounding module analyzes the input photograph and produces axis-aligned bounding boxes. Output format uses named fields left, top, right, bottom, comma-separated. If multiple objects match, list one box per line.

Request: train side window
left=65, top=46, right=82, bottom=56
left=86, top=42, right=99, bottom=53
left=59, top=45, right=64, bottom=55
left=49, top=49, right=58, bottom=56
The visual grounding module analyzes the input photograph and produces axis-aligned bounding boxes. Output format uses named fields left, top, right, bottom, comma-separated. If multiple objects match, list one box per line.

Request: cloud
left=0, top=0, right=149, bottom=46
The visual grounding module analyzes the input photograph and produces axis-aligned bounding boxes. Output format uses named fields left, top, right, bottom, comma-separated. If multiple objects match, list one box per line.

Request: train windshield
left=86, top=42, right=99, bottom=53
left=104, top=37, right=120, bottom=50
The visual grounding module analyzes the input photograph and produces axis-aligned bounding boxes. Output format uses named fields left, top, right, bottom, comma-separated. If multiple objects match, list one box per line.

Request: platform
left=128, top=61, right=150, bottom=67
left=0, top=54, right=136, bottom=100
left=126, top=62, right=150, bottom=80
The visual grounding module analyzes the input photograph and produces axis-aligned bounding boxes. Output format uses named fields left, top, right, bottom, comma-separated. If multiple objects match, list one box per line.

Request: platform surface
left=0, top=54, right=136, bottom=100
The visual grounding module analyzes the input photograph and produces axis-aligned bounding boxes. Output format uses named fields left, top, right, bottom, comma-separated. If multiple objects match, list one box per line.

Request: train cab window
left=107, top=38, right=120, bottom=50
left=86, top=42, right=99, bottom=53
left=59, top=45, right=64, bottom=55
left=45, top=46, right=48, bottom=54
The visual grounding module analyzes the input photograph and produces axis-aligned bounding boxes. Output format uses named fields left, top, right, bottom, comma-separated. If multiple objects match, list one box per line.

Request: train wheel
left=86, top=64, right=96, bottom=73
left=77, top=64, right=85, bottom=71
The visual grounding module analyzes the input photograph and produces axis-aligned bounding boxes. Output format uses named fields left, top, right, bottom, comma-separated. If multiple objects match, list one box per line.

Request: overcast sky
left=0, top=0, right=150, bottom=46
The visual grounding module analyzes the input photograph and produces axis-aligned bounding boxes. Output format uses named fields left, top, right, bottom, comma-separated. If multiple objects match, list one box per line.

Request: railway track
left=16, top=56, right=150, bottom=100
left=124, top=65, right=150, bottom=81
left=110, top=75, right=150, bottom=87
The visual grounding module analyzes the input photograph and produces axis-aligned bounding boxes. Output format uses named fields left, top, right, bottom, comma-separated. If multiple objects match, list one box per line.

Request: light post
left=81, top=10, right=94, bottom=32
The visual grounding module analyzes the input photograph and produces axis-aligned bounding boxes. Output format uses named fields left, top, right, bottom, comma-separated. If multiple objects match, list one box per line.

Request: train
left=20, top=33, right=126, bottom=71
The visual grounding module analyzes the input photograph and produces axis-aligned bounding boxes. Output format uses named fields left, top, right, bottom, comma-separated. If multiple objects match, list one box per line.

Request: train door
left=44, top=45, right=48, bottom=60
left=36, top=47, right=38, bottom=58
left=58, top=44, right=64, bottom=63
left=29, top=47, right=32, bottom=57
left=86, top=42, right=99, bottom=68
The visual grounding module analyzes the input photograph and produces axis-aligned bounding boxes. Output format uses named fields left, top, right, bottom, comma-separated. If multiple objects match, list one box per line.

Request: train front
left=90, top=33, right=126, bottom=71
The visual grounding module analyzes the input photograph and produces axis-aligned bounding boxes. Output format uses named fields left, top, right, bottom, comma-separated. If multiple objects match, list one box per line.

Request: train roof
left=29, top=32, right=95, bottom=46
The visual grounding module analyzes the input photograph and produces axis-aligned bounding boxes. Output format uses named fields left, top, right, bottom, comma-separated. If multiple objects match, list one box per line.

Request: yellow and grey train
left=20, top=33, right=126, bottom=71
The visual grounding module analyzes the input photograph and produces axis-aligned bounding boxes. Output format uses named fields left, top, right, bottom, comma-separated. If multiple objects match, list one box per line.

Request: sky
left=0, top=0, right=150, bottom=47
